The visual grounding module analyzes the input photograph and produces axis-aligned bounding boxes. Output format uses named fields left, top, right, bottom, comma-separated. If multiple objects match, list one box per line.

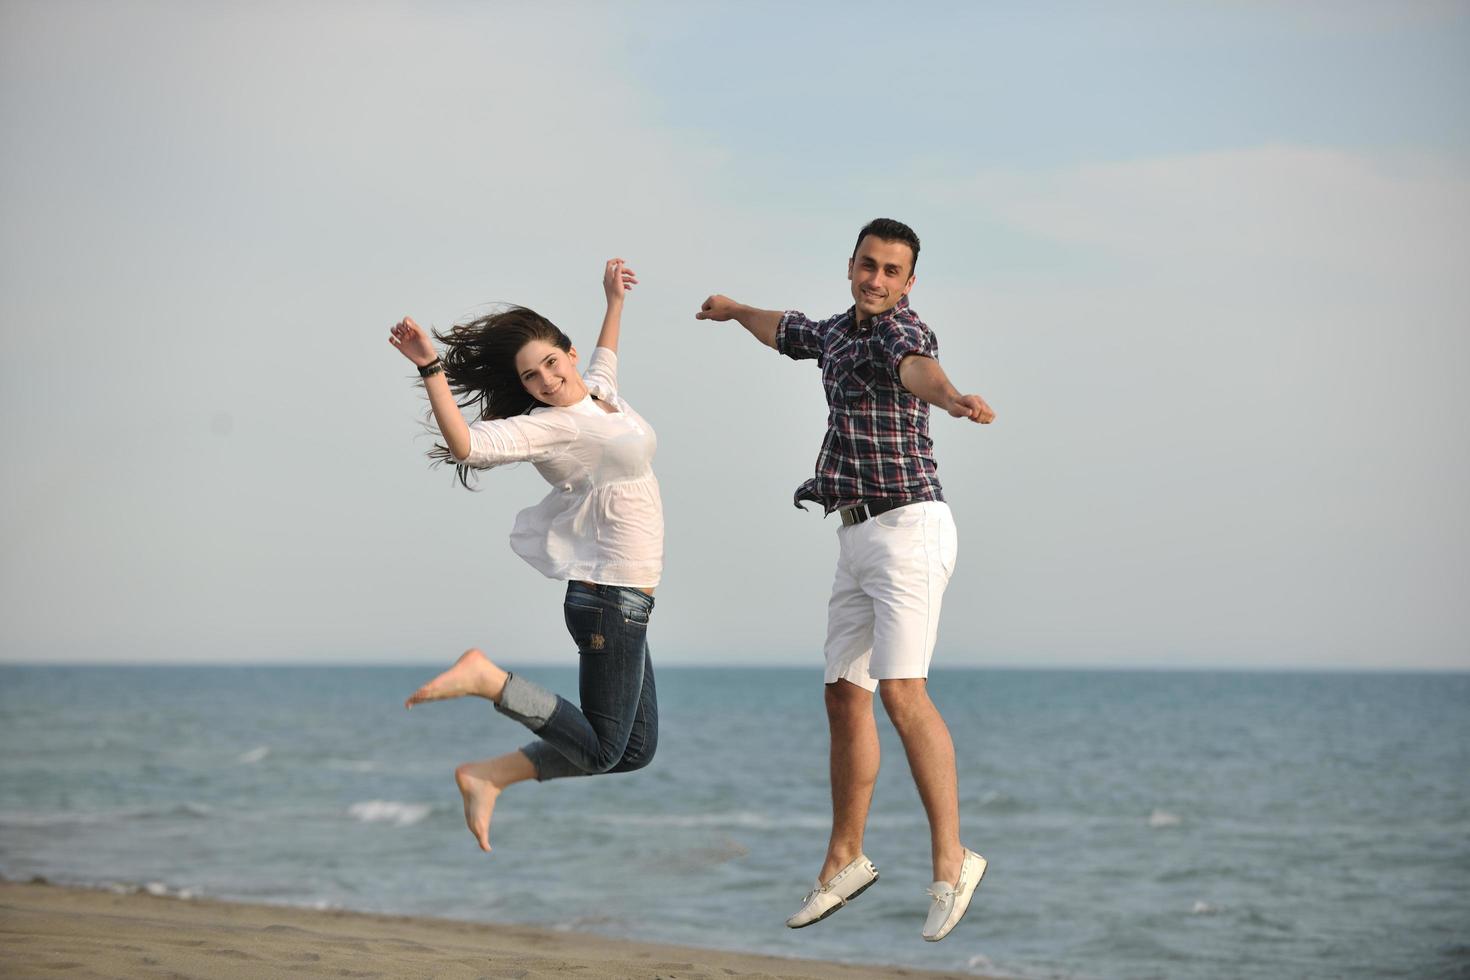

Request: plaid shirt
left=776, top=296, right=945, bottom=514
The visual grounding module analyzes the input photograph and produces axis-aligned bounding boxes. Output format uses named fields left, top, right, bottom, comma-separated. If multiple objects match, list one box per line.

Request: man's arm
left=695, top=294, right=782, bottom=350
left=898, top=354, right=996, bottom=424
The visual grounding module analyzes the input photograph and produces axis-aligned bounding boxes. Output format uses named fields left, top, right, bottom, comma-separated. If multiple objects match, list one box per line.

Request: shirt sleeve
left=875, top=315, right=939, bottom=383
left=775, top=310, right=829, bottom=362
left=581, top=346, right=618, bottom=400
left=463, top=411, right=578, bottom=468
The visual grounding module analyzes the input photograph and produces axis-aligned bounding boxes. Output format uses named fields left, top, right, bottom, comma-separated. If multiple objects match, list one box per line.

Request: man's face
left=848, top=235, right=916, bottom=319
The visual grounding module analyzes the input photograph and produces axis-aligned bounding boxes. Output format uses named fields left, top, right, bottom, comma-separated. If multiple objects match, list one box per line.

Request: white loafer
left=921, top=848, right=986, bottom=942
left=785, top=855, right=879, bottom=929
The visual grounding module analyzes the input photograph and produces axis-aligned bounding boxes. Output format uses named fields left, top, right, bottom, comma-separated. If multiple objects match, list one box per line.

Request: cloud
left=952, top=146, right=1470, bottom=286
left=0, top=3, right=834, bottom=665
left=2, top=3, right=1466, bottom=668
left=909, top=145, right=1470, bottom=667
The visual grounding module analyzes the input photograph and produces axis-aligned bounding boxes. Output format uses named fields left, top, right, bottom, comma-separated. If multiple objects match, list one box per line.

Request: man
left=695, top=218, right=995, bottom=942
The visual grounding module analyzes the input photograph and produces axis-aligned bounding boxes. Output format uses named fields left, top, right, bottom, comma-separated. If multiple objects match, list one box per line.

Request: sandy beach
left=0, top=879, right=984, bottom=980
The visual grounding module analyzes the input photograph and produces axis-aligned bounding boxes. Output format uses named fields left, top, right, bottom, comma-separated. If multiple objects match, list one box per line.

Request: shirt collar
left=849, top=294, right=910, bottom=331
left=565, top=394, right=605, bottom=416
left=532, top=393, right=604, bottom=417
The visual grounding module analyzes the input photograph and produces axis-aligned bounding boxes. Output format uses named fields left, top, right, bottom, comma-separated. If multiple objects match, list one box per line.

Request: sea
left=1, top=665, right=1467, bottom=980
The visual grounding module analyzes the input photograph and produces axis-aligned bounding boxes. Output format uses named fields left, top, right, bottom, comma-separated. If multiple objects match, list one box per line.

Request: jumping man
left=695, top=218, right=996, bottom=942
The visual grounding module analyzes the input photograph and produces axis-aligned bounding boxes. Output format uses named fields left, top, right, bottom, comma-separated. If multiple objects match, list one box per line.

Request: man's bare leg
left=454, top=750, right=537, bottom=852
left=879, top=678, right=964, bottom=885
left=818, top=679, right=881, bottom=882
left=404, top=648, right=508, bottom=708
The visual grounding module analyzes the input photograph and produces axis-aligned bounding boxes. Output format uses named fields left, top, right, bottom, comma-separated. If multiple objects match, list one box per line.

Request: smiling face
left=847, top=234, right=916, bottom=320
left=514, top=339, right=587, bottom=407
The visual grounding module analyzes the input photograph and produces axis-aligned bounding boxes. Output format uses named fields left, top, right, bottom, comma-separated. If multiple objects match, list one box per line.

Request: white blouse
left=463, top=347, right=663, bottom=588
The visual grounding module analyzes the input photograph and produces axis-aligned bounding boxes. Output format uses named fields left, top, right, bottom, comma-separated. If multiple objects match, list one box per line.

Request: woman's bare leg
left=454, top=750, right=537, bottom=852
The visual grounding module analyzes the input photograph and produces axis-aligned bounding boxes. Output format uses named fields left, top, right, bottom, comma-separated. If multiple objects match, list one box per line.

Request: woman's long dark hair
left=425, top=305, right=574, bottom=488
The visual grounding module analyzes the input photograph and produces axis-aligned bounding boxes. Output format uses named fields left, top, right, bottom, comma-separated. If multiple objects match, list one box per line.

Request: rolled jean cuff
left=493, top=672, right=559, bottom=730
left=520, top=740, right=590, bottom=782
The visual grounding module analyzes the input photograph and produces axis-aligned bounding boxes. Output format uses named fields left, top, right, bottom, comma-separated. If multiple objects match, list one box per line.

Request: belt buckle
left=840, top=505, right=868, bottom=527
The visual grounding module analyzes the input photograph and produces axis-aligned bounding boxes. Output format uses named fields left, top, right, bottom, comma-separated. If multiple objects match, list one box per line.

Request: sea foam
left=347, top=800, right=431, bottom=827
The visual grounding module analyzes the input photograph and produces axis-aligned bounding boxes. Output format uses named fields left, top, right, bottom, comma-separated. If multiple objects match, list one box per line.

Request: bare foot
left=454, top=760, right=504, bottom=852
left=450, top=751, right=537, bottom=853
left=404, top=649, right=508, bottom=708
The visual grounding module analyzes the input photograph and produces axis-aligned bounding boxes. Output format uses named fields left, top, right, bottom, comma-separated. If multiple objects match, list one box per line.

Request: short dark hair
left=852, top=218, right=920, bottom=275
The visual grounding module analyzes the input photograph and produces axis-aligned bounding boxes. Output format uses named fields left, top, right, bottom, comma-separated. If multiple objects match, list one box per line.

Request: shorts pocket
left=873, top=503, right=926, bottom=530
left=938, top=513, right=959, bottom=578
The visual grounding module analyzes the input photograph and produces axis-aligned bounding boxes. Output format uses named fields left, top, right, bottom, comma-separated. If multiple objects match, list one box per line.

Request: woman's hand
left=389, top=316, right=438, bottom=367
left=602, top=258, right=638, bottom=304
left=389, top=315, right=469, bottom=459
left=595, top=259, right=636, bottom=353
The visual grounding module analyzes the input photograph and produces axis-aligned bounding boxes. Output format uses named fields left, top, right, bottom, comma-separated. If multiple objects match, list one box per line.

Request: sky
left=1, top=1, right=1467, bottom=670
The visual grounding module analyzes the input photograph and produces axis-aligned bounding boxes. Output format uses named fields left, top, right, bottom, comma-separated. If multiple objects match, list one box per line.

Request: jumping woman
left=389, top=258, right=662, bottom=852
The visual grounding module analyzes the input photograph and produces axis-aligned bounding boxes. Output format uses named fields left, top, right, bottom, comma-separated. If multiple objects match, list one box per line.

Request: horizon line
left=1, top=661, right=1466, bottom=675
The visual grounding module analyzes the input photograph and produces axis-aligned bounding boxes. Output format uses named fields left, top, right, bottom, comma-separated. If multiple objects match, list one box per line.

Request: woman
left=389, top=258, right=662, bottom=853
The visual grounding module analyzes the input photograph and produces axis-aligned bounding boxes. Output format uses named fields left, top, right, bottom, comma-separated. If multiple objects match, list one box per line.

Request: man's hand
left=949, top=393, right=996, bottom=424
left=695, top=294, right=741, bottom=321
left=695, top=295, right=781, bottom=349
left=899, top=354, right=996, bottom=424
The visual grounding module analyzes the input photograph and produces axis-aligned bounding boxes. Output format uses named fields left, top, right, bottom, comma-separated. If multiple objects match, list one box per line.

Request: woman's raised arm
left=389, top=316, right=472, bottom=461
left=594, top=258, right=638, bottom=353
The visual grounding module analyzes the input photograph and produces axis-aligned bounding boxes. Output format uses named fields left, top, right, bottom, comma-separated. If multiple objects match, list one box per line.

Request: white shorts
left=824, top=501, right=959, bottom=692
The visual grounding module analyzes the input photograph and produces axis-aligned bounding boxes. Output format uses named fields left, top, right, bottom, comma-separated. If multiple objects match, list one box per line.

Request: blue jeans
left=493, top=582, right=658, bottom=782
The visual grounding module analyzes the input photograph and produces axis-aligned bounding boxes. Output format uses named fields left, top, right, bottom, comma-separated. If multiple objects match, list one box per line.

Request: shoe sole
left=787, top=872, right=879, bottom=929
left=924, top=857, right=986, bottom=942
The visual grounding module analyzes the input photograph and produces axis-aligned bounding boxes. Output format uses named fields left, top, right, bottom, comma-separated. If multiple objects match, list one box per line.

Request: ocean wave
left=1242, top=907, right=1296, bottom=932
left=161, top=802, right=214, bottom=820
left=0, top=802, right=214, bottom=828
left=139, top=880, right=200, bottom=900
left=237, top=746, right=270, bottom=765
left=553, top=913, right=628, bottom=933
left=602, top=810, right=831, bottom=831
left=966, top=952, right=1081, bottom=980
left=600, top=808, right=923, bottom=832
left=1155, top=865, right=1233, bottom=884
left=1147, top=808, right=1182, bottom=828
left=656, top=837, right=751, bottom=872
left=976, top=790, right=1029, bottom=813
left=31, top=876, right=204, bottom=901
left=347, top=800, right=431, bottom=827
left=324, top=758, right=379, bottom=773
